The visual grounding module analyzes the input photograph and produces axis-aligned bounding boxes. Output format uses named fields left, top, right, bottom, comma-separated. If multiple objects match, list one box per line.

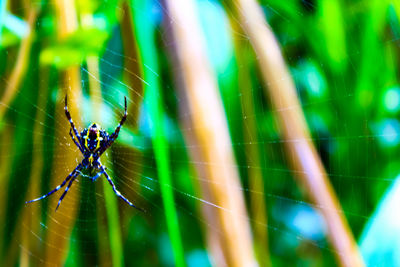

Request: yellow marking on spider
left=84, top=132, right=89, bottom=150
left=89, top=154, right=94, bottom=165
left=96, top=128, right=101, bottom=149
left=90, top=122, right=102, bottom=150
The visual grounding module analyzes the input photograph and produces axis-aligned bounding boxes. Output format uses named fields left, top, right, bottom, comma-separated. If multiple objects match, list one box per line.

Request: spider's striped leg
left=99, top=97, right=127, bottom=156
left=69, top=128, right=84, bottom=153
left=64, top=95, right=82, bottom=145
left=26, top=164, right=82, bottom=204
left=90, top=168, right=104, bottom=182
left=100, top=165, right=144, bottom=212
left=55, top=175, right=78, bottom=211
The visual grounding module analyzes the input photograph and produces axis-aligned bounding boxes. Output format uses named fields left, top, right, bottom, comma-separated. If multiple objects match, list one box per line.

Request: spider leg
left=26, top=164, right=82, bottom=204
left=55, top=175, right=77, bottom=211
left=90, top=168, right=104, bottom=182
left=99, top=97, right=127, bottom=156
left=64, top=95, right=82, bottom=146
left=69, top=128, right=84, bottom=153
left=100, top=165, right=144, bottom=212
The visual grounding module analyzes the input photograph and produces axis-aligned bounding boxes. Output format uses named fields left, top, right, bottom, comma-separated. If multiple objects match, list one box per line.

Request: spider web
left=0, top=0, right=397, bottom=266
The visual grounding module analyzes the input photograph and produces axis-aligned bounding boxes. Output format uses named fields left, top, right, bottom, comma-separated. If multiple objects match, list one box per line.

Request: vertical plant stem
left=179, top=107, right=228, bottom=266
left=120, top=1, right=143, bottom=128
left=0, top=128, right=13, bottom=264
left=153, top=122, right=186, bottom=267
left=229, top=0, right=365, bottom=266
left=44, top=0, right=82, bottom=265
left=131, top=1, right=186, bottom=266
left=1, top=5, right=40, bottom=266
left=19, top=65, right=49, bottom=267
left=233, top=23, right=270, bottom=266
left=0, top=7, right=38, bottom=120
left=118, top=2, right=145, bottom=217
left=164, top=0, right=257, bottom=266
left=103, top=176, right=124, bottom=267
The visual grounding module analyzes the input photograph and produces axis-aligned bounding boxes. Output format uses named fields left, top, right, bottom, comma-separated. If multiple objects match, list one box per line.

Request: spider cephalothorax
left=26, top=96, right=143, bottom=212
left=80, top=123, right=109, bottom=168
left=82, top=123, right=107, bottom=151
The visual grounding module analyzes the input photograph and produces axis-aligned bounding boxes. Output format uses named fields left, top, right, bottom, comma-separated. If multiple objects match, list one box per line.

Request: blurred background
left=1, top=0, right=399, bottom=266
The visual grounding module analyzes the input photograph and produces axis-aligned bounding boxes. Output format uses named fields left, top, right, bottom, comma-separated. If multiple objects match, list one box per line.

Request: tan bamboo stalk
left=179, top=92, right=228, bottom=266
left=117, top=0, right=144, bottom=220
left=43, top=72, right=82, bottom=267
left=230, top=1, right=364, bottom=266
left=0, top=7, right=38, bottom=120
left=233, top=26, right=270, bottom=266
left=120, top=0, right=143, bottom=128
left=165, top=18, right=228, bottom=265
left=164, top=0, right=257, bottom=266
left=44, top=0, right=83, bottom=265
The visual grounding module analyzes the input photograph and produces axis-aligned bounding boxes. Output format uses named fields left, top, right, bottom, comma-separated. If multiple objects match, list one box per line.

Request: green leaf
left=0, top=28, right=19, bottom=47
left=40, top=28, right=109, bottom=68
left=317, top=0, right=347, bottom=73
left=132, top=0, right=186, bottom=266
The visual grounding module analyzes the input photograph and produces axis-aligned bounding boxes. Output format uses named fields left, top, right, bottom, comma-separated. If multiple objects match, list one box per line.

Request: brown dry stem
left=165, top=0, right=257, bottom=266
left=234, top=31, right=270, bottom=267
left=231, top=0, right=365, bottom=266
left=44, top=0, right=83, bottom=266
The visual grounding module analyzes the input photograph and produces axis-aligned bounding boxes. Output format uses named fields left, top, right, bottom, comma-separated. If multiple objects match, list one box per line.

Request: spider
left=26, top=95, right=143, bottom=212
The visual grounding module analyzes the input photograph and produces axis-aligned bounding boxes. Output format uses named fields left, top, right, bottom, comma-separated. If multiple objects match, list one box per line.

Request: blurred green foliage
left=1, top=0, right=400, bottom=266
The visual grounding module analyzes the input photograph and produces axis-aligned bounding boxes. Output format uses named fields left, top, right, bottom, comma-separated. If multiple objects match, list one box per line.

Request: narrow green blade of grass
left=355, top=0, right=388, bottom=107
left=131, top=0, right=185, bottom=266
left=317, top=0, right=347, bottom=74
left=103, top=172, right=124, bottom=267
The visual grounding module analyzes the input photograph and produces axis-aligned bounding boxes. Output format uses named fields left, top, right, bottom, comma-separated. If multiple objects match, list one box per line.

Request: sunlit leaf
left=40, top=28, right=108, bottom=68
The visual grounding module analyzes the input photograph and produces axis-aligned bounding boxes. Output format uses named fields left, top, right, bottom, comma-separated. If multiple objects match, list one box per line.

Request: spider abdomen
left=81, top=123, right=109, bottom=152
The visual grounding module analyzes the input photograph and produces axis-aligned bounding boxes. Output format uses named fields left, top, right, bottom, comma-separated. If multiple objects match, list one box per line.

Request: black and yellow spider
left=26, top=96, right=143, bottom=212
